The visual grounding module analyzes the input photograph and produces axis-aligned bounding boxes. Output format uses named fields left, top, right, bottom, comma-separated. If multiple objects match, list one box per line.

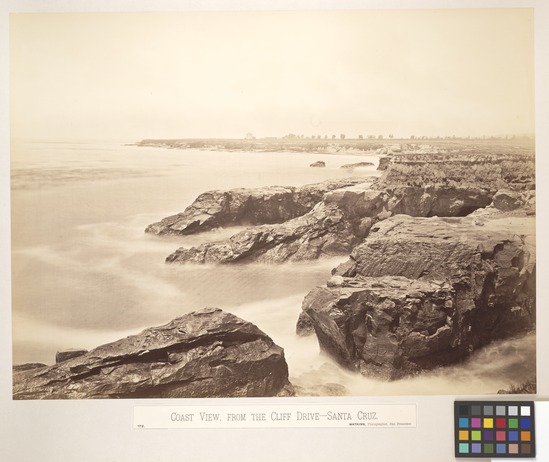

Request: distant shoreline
left=133, top=137, right=535, bottom=156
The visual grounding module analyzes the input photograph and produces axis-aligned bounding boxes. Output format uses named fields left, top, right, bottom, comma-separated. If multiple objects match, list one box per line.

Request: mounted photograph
left=10, top=9, right=535, bottom=399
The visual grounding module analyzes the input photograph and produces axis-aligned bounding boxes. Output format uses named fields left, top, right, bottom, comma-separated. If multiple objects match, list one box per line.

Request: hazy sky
left=10, top=9, right=534, bottom=140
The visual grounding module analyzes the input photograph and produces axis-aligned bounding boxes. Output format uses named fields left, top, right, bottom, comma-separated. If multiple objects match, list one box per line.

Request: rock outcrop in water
left=145, top=178, right=364, bottom=235
left=149, top=149, right=533, bottom=265
left=156, top=149, right=532, bottom=265
left=13, top=308, right=293, bottom=399
left=298, top=214, right=536, bottom=380
left=340, top=161, right=375, bottom=171
left=165, top=184, right=492, bottom=264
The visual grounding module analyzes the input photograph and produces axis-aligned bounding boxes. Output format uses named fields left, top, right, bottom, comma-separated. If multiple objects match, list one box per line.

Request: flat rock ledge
left=13, top=308, right=294, bottom=399
left=298, top=214, right=536, bottom=380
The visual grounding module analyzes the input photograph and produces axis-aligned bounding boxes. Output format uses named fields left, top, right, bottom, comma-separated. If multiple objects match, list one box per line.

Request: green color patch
left=508, top=418, right=519, bottom=429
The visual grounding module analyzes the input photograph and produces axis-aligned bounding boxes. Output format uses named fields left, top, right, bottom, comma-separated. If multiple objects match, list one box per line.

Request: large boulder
left=301, top=215, right=535, bottom=380
left=145, top=178, right=365, bottom=235
left=13, top=308, right=293, bottom=399
left=492, top=190, right=522, bottom=211
left=384, top=185, right=492, bottom=217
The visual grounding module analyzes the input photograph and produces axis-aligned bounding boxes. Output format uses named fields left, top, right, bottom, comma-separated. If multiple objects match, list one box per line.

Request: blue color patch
left=520, top=418, right=531, bottom=429
left=459, top=418, right=469, bottom=428
left=496, top=444, right=507, bottom=454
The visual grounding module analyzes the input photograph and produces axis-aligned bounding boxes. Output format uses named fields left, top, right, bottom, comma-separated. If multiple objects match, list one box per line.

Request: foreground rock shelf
left=298, top=214, right=536, bottom=380
left=13, top=308, right=293, bottom=399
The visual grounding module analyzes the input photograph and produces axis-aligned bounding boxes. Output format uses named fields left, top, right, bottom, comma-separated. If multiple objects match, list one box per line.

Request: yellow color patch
left=484, top=418, right=494, bottom=428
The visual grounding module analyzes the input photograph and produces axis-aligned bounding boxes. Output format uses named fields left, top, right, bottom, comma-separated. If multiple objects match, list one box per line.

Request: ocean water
left=10, top=139, right=535, bottom=395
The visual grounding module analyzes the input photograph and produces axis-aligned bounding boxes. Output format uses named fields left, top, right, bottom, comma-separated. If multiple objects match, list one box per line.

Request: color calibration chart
left=454, top=401, right=535, bottom=458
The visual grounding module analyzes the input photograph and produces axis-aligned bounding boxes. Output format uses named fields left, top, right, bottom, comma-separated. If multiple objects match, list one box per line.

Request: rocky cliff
left=377, top=152, right=535, bottom=192
left=165, top=184, right=492, bottom=264
left=146, top=178, right=365, bottom=235
left=13, top=308, right=293, bottom=399
left=148, top=149, right=532, bottom=265
left=299, top=214, right=535, bottom=379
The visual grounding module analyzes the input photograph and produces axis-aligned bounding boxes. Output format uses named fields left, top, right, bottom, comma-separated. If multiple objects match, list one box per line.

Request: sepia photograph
left=9, top=8, right=536, bottom=400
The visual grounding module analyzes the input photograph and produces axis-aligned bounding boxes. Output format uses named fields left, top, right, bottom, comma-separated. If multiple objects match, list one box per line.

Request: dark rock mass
left=377, top=156, right=392, bottom=171
left=296, top=311, right=315, bottom=336
left=55, top=348, right=88, bottom=364
left=149, top=150, right=531, bottom=265
left=145, top=178, right=365, bottom=236
left=492, top=189, right=523, bottom=211
left=300, top=214, right=535, bottom=380
left=13, top=308, right=293, bottom=399
left=310, top=161, right=326, bottom=167
left=165, top=183, right=492, bottom=264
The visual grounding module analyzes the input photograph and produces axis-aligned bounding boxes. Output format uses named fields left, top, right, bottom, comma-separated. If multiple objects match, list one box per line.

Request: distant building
left=245, top=132, right=255, bottom=140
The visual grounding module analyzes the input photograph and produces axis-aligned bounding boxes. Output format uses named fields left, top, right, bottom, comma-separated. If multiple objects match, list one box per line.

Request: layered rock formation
left=165, top=184, right=492, bottom=264
left=145, top=178, right=364, bottom=236
left=299, top=214, right=536, bottom=379
left=148, top=149, right=534, bottom=266
left=378, top=152, right=535, bottom=192
left=13, top=308, right=293, bottom=399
